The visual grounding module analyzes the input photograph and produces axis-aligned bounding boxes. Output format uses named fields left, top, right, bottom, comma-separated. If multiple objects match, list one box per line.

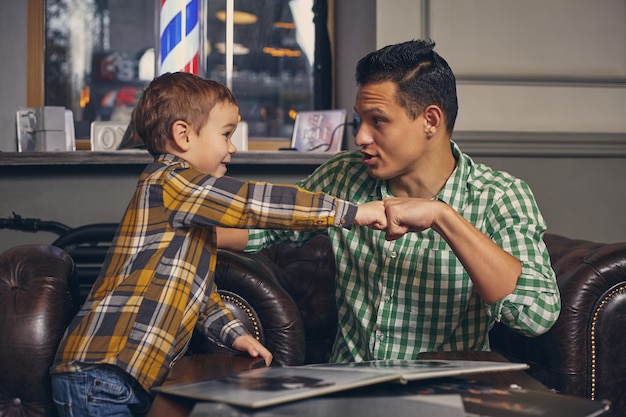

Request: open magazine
left=185, top=377, right=612, bottom=417
left=154, top=359, right=529, bottom=409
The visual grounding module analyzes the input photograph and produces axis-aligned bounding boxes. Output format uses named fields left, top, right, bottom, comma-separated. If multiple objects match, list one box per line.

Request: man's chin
left=365, top=166, right=389, bottom=180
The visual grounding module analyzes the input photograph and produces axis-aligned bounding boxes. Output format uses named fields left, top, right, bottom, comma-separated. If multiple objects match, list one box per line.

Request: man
left=223, top=39, right=561, bottom=362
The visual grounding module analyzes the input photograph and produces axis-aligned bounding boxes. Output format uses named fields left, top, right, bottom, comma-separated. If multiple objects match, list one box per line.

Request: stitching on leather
left=590, top=284, right=626, bottom=400
left=220, top=293, right=261, bottom=341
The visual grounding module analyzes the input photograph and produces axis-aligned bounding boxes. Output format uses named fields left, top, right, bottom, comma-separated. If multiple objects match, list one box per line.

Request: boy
left=50, top=72, right=386, bottom=417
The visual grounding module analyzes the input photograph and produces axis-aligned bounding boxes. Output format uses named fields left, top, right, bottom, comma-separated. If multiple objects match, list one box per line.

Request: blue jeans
left=51, top=365, right=152, bottom=417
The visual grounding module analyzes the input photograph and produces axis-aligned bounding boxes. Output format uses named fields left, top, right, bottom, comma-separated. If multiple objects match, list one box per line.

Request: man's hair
left=355, top=39, right=458, bottom=134
left=133, top=72, right=237, bottom=156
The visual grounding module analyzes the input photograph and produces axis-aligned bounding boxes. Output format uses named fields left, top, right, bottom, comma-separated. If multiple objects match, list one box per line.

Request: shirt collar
left=436, top=140, right=467, bottom=211
left=373, top=141, right=476, bottom=212
left=155, top=153, right=190, bottom=167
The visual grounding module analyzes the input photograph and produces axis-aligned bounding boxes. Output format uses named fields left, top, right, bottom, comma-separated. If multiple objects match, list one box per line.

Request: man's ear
left=423, top=105, right=444, bottom=138
left=171, top=120, right=191, bottom=151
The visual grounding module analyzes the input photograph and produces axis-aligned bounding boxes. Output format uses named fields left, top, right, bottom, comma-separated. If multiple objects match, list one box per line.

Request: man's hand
left=354, top=201, right=387, bottom=230
left=232, top=334, right=273, bottom=366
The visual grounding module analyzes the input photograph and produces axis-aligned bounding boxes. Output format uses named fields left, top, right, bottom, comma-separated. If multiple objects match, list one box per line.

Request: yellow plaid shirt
left=51, top=154, right=356, bottom=392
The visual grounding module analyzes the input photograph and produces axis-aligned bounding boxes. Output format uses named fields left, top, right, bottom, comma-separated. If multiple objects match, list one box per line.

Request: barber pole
left=158, top=0, right=201, bottom=74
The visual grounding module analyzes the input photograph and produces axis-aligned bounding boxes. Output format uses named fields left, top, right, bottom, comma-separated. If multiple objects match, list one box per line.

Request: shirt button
left=390, top=251, right=397, bottom=258
left=384, top=295, right=391, bottom=301
left=379, top=334, right=386, bottom=341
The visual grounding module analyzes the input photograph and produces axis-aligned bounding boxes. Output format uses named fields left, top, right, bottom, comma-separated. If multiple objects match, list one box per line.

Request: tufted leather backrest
left=0, top=244, right=76, bottom=417
left=259, top=234, right=338, bottom=364
left=209, top=249, right=306, bottom=365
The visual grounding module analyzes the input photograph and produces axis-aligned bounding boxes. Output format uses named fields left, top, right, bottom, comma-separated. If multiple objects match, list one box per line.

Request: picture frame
left=16, top=108, right=37, bottom=152
left=291, top=109, right=347, bottom=153
left=16, top=107, right=76, bottom=152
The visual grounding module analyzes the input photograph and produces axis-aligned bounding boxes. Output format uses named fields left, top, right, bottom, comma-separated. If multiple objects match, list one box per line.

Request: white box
left=35, top=106, right=66, bottom=132
left=35, top=130, right=67, bottom=152
left=90, top=121, right=128, bottom=151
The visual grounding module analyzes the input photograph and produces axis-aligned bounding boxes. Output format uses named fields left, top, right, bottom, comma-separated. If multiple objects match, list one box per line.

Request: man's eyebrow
left=354, top=106, right=386, bottom=116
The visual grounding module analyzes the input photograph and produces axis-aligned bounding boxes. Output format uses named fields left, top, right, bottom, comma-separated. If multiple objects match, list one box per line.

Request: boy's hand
left=383, top=197, right=442, bottom=240
left=354, top=201, right=387, bottom=230
left=232, top=334, right=273, bottom=366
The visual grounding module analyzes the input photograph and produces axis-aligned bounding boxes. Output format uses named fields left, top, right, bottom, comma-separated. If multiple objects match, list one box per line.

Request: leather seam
left=220, top=293, right=261, bottom=341
left=590, top=284, right=626, bottom=400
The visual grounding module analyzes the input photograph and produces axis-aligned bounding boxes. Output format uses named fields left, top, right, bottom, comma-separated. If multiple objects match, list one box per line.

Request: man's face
left=353, top=81, right=427, bottom=181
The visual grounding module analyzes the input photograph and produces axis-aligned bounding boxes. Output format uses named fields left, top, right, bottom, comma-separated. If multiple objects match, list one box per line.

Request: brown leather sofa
left=186, top=233, right=626, bottom=417
left=0, top=245, right=77, bottom=417
left=1, top=232, right=625, bottom=416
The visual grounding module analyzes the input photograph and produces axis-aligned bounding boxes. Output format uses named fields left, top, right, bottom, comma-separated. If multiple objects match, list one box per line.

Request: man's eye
left=351, top=114, right=362, bottom=136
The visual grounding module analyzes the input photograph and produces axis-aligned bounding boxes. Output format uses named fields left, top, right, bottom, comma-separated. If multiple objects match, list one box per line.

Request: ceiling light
left=215, top=10, right=258, bottom=24
left=215, top=42, right=250, bottom=55
left=274, top=22, right=296, bottom=29
left=262, top=47, right=302, bottom=58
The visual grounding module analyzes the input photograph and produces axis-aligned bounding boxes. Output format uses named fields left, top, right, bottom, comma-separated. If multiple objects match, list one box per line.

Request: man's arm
left=384, top=198, right=521, bottom=304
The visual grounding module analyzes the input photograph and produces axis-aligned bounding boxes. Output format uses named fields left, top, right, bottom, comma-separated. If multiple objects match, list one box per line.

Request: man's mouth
left=361, top=152, right=377, bottom=166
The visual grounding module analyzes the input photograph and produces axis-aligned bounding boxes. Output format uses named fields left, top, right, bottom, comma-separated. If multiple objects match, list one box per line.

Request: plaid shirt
left=51, top=154, right=357, bottom=391
left=247, top=142, right=561, bottom=362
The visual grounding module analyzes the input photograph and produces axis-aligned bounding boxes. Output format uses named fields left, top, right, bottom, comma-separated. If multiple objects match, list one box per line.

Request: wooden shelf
left=0, top=150, right=334, bottom=167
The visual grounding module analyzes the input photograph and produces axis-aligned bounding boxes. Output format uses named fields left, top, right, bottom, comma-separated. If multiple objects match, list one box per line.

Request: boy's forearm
left=216, top=227, right=249, bottom=250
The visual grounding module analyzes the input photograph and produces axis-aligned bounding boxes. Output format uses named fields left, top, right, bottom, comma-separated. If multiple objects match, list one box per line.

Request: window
left=43, top=0, right=331, bottom=145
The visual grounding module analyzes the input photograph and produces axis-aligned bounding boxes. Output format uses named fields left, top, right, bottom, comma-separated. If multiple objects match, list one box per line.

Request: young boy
left=50, top=72, right=386, bottom=417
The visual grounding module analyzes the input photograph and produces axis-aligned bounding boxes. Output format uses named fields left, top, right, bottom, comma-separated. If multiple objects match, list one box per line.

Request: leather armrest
left=191, top=249, right=306, bottom=366
left=490, top=233, right=626, bottom=415
left=0, top=244, right=76, bottom=417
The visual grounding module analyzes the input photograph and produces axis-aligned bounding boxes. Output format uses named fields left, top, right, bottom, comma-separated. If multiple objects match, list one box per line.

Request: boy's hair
left=133, top=72, right=237, bottom=156
left=355, top=39, right=458, bottom=134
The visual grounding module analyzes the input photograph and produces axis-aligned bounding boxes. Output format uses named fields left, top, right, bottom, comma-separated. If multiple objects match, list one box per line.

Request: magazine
left=154, top=359, right=529, bottom=409
left=185, top=376, right=611, bottom=417
left=389, top=378, right=612, bottom=417
left=304, top=359, right=530, bottom=383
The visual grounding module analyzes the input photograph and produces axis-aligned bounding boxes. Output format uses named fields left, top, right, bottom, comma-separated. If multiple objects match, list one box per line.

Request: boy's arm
left=216, top=201, right=386, bottom=250
left=216, top=227, right=248, bottom=250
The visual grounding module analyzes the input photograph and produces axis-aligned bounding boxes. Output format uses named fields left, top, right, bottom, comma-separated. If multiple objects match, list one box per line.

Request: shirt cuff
left=335, top=200, right=357, bottom=229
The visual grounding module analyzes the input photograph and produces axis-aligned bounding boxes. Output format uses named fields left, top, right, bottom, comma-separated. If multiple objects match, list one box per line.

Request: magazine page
left=303, top=359, right=529, bottom=383
left=154, top=365, right=400, bottom=408
left=410, top=378, right=611, bottom=417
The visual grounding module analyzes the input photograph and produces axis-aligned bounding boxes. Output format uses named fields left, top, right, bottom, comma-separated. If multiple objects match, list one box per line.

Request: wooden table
left=147, top=351, right=548, bottom=417
left=147, top=354, right=266, bottom=417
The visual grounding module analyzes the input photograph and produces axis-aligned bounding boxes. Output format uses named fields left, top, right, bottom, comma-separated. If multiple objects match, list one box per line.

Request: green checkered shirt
left=51, top=154, right=357, bottom=391
left=247, top=142, right=560, bottom=362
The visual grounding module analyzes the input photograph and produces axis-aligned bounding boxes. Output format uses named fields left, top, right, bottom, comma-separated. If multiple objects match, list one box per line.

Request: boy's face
left=186, top=101, right=239, bottom=177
